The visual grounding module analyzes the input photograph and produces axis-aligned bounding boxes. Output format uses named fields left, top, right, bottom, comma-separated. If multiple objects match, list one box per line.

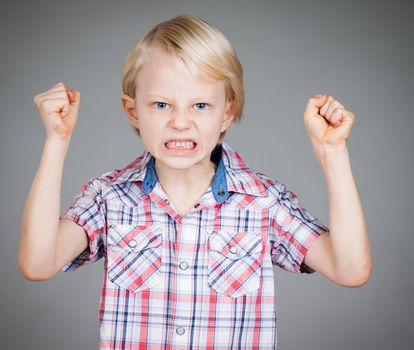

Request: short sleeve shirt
left=60, top=141, right=329, bottom=350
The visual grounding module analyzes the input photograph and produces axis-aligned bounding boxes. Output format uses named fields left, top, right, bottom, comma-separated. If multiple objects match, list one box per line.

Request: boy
left=18, top=15, right=371, bottom=350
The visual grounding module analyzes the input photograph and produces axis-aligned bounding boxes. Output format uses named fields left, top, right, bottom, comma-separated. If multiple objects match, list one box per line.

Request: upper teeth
left=166, top=141, right=195, bottom=148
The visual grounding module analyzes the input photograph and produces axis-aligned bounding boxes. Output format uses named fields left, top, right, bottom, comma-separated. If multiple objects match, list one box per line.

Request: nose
left=169, top=108, right=193, bottom=130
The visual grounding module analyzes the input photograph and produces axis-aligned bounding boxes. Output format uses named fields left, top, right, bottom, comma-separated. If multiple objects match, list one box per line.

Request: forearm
left=18, top=139, right=69, bottom=279
left=318, top=144, right=372, bottom=284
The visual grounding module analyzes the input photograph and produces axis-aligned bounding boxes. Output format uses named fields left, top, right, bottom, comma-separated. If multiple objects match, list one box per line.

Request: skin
left=18, top=83, right=87, bottom=280
left=302, top=94, right=372, bottom=287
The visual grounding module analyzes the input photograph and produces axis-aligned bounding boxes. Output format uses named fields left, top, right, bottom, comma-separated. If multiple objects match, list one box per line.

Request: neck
left=155, top=159, right=217, bottom=197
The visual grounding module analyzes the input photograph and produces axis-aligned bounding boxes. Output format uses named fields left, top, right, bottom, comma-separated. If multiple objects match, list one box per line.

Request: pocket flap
left=108, top=224, right=162, bottom=252
left=208, top=230, right=262, bottom=261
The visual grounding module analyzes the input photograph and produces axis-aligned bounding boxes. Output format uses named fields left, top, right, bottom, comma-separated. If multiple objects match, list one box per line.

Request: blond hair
left=121, top=15, right=244, bottom=141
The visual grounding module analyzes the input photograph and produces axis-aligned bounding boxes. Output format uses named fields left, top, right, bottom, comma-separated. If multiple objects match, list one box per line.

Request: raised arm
left=17, top=82, right=87, bottom=281
left=301, top=94, right=372, bottom=287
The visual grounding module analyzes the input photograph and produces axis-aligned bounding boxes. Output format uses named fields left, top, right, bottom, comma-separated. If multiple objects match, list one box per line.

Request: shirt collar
left=107, top=141, right=267, bottom=203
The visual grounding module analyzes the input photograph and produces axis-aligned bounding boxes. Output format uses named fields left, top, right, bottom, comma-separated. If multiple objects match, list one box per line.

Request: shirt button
left=194, top=203, right=200, bottom=208
left=164, top=199, right=170, bottom=205
left=229, top=246, right=238, bottom=254
left=128, top=239, right=137, bottom=248
left=179, top=261, right=189, bottom=270
left=176, top=326, right=185, bottom=335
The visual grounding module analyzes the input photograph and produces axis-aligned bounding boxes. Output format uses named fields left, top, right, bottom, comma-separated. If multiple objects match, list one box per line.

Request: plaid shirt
left=60, top=141, right=329, bottom=350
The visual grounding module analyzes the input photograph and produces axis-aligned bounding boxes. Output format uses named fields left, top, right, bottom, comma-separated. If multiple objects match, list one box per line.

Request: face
left=122, top=51, right=235, bottom=173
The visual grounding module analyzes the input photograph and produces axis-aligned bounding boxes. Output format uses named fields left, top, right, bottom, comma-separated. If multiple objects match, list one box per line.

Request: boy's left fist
left=303, top=94, right=356, bottom=149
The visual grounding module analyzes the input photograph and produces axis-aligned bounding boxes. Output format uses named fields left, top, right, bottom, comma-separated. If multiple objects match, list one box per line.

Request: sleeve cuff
left=298, top=228, right=329, bottom=274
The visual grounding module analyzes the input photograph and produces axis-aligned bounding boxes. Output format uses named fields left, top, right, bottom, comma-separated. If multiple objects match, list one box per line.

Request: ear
left=121, top=94, right=139, bottom=129
left=220, top=101, right=236, bottom=132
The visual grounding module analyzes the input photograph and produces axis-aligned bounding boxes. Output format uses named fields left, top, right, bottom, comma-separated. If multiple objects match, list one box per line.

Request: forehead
left=135, top=52, right=225, bottom=97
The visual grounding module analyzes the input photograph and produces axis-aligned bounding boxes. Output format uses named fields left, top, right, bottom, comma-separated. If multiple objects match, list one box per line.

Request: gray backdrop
left=2, top=0, right=413, bottom=349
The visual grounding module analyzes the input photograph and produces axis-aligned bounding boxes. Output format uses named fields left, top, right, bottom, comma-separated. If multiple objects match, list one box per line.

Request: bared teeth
left=166, top=141, right=195, bottom=149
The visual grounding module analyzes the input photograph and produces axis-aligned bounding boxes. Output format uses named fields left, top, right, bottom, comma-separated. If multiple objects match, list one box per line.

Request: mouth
left=164, top=140, right=197, bottom=150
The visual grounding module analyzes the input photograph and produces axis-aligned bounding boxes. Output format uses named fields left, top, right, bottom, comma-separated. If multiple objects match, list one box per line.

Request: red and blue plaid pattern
left=60, top=141, right=329, bottom=349
left=208, top=230, right=263, bottom=298
left=107, top=224, right=163, bottom=293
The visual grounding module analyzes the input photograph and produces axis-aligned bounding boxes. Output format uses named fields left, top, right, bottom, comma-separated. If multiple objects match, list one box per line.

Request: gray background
left=1, top=0, right=413, bottom=349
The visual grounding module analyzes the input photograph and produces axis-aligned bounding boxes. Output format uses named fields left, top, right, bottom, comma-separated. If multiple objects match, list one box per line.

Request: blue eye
left=193, top=103, right=209, bottom=110
left=153, top=102, right=170, bottom=110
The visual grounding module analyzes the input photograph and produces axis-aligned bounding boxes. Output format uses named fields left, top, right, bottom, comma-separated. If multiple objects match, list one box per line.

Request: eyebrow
left=146, top=94, right=217, bottom=101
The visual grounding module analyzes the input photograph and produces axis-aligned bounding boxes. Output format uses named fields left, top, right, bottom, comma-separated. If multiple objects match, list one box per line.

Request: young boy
left=18, top=14, right=371, bottom=350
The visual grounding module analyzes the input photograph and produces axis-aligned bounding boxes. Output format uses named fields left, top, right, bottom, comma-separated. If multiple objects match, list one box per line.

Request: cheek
left=141, top=119, right=161, bottom=134
left=199, top=117, right=226, bottom=138
left=141, top=118, right=169, bottom=142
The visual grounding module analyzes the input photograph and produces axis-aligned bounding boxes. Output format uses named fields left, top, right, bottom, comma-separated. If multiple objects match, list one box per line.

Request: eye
left=193, top=103, right=209, bottom=111
left=153, top=102, right=170, bottom=110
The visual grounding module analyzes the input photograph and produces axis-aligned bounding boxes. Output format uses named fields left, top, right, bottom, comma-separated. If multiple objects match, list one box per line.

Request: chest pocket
left=207, top=230, right=264, bottom=298
left=107, top=224, right=163, bottom=293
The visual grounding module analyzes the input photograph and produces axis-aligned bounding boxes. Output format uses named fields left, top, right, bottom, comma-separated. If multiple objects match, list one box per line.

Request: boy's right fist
left=33, top=82, right=80, bottom=141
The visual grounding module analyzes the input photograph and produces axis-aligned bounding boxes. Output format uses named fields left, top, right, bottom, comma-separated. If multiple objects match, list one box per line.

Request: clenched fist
left=304, top=94, right=356, bottom=159
left=33, top=82, right=80, bottom=142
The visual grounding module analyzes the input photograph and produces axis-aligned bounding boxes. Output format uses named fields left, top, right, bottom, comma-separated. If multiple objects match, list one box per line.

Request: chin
left=161, top=156, right=201, bottom=166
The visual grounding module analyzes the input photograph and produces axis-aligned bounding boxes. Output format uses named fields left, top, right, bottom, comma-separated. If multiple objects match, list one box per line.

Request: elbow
left=19, top=267, right=55, bottom=282
left=17, top=258, right=56, bottom=282
left=336, top=261, right=372, bottom=288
